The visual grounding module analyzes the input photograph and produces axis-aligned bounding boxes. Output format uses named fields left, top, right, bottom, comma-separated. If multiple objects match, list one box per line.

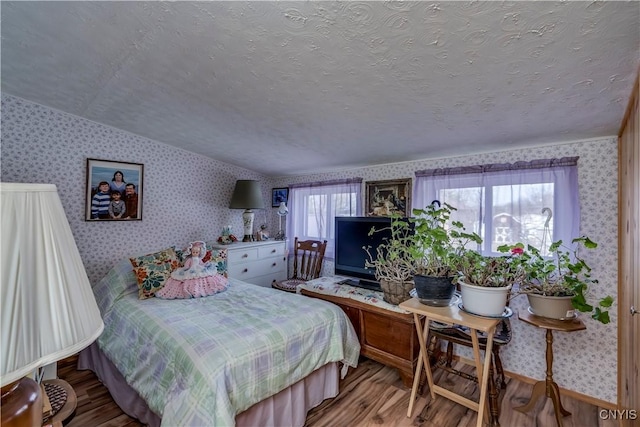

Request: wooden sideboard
left=300, top=285, right=422, bottom=388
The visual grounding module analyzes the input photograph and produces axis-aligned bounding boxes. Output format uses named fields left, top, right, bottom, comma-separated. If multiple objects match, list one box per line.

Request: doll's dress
left=156, top=256, right=229, bottom=299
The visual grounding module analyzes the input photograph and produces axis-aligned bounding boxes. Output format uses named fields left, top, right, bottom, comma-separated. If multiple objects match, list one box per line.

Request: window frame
left=414, top=158, right=580, bottom=256
left=287, top=179, right=363, bottom=258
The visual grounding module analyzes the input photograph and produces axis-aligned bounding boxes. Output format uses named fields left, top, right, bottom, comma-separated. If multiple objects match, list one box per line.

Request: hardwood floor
left=58, top=355, right=616, bottom=427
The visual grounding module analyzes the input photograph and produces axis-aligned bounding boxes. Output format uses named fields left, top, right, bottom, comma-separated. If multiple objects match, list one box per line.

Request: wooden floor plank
left=57, top=355, right=613, bottom=427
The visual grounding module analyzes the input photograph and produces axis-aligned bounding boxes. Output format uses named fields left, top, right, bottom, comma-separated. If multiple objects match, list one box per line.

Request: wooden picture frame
left=365, top=178, right=411, bottom=217
left=272, top=188, right=289, bottom=207
left=85, top=158, right=143, bottom=221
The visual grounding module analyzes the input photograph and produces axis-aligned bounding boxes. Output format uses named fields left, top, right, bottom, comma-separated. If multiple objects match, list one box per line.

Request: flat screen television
left=334, top=216, right=409, bottom=291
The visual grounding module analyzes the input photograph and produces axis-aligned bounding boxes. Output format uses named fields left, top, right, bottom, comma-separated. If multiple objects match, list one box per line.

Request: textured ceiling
left=2, top=1, right=639, bottom=177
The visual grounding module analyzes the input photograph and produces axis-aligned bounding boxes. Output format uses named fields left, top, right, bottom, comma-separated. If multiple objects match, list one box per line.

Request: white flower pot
left=527, top=294, right=575, bottom=320
left=458, top=280, right=511, bottom=317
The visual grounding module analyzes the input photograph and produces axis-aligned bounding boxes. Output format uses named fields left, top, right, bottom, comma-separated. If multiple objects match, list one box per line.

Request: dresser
left=212, top=240, right=287, bottom=287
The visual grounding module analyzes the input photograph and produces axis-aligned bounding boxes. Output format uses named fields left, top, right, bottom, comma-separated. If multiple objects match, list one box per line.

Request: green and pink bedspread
left=93, top=259, right=360, bottom=426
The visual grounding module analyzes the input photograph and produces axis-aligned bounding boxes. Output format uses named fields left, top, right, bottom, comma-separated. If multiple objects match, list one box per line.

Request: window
left=414, top=158, right=580, bottom=256
left=288, top=178, right=362, bottom=258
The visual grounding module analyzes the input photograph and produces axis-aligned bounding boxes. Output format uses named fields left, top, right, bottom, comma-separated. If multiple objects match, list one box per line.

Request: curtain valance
left=289, top=177, right=363, bottom=189
left=415, top=157, right=579, bottom=177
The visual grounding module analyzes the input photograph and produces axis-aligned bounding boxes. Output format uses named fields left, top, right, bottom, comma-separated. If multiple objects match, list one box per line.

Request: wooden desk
left=515, top=310, right=586, bottom=427
left=399, top=298, right=500, bottom=427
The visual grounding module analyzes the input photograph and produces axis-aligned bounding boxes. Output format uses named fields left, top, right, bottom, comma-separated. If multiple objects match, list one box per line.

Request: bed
left=78, top=251, right=361, bottom=426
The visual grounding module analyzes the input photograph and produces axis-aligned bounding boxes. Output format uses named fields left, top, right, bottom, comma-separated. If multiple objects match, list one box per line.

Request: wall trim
left=455, top=355, right=617, bottom=410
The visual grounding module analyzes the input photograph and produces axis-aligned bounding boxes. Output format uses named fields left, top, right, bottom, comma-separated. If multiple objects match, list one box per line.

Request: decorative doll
left=155, top=241, right=229, bottom=299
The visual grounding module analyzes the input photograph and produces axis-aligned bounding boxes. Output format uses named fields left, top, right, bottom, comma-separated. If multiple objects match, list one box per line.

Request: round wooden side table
left=42, top=379, right=77, bottom=426
left=515, top=309, right=586, bottom=427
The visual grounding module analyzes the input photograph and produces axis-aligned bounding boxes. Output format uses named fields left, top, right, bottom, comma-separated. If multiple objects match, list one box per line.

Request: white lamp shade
left=1, top=183, right=104, bottom=386
left=277, top=202, right=288, bottom=216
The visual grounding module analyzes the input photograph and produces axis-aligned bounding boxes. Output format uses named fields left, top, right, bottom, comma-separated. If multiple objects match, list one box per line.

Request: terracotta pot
left=458, top=280, right=511, bottom=317
left=413, top=275, right=456, bottom=307
left=527, top=294, right=575, bottom=320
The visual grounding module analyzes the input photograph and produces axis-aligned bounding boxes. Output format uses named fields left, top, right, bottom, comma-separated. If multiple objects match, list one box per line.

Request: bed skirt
left=78, top=342, right=340, bottom=427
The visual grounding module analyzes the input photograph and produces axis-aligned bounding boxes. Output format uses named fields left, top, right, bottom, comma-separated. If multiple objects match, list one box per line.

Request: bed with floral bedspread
left=90, top=257, right=360, bottom=426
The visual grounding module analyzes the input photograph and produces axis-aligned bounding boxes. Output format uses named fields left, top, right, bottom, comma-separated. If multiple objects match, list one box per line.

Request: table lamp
left=275, top=201, right=288, bottom=240
left=229, top=180, right=265, bottom=242
left=1, top=183, right=104, bottom=426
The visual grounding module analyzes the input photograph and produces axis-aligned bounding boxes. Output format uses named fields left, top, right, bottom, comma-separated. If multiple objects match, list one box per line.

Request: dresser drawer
left=228, top=263, right=257, bottom=281
left=228, top=256, right=285, bottom=280
left=258, top=244, right=285, bottom=258
left=228, top=248, right=258, bottom=263
left=255, top=256, right=286, bottom=276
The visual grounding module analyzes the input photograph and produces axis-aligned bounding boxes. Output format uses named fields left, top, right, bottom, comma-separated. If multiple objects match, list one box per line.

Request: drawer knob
left=271, top=249, right=276, bottom=253
left=242, top=253, right=248, bottom=258
left=242, top=268, right=248, bottom=273
left=272, top=262, right=277, bottom=267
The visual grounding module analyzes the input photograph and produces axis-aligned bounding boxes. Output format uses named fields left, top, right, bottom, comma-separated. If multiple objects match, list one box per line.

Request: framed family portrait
left=365, top=178, right=411, bottom=217
left=272, top=188, right=289, bottom=207
left=85, top=158, right=143, bottom=221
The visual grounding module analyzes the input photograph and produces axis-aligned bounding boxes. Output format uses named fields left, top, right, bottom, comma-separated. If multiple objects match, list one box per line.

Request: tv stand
left=339, top=278, right=382, bottom=292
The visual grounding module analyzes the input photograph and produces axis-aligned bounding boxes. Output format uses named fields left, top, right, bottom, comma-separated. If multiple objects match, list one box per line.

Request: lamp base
left=1, top=377, right=43, bottom=427
left=242, top=209, right=255, bottom=242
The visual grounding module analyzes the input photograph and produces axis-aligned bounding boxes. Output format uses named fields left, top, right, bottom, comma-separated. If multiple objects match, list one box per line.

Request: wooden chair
left=272, top=238, right=327, bottom=292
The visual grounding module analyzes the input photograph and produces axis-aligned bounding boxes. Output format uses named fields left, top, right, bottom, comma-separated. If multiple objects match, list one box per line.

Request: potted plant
left=409, top=202, right=482, bottom=306
left=456, top=248, right=526, bottom=317
left=364, top=214, right=416, bottom=305
left=500, top=237, right=613, bottom=324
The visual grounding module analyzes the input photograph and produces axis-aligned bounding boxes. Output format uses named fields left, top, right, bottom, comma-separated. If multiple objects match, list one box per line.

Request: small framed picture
left=365, top=178, right=411, bottom=217
left=272, top=188, right=289, bottom=207
left=85, top=158, right=144, bottom=221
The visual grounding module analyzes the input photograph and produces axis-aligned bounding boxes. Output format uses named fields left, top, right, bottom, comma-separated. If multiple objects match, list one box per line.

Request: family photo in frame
left=365, top=178, right=411, bottom=217
left=85, top=158, right=143, bottom=221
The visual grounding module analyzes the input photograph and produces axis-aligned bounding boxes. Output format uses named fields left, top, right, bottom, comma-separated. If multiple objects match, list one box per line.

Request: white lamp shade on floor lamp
left=1, top=183, right=104, bottom=387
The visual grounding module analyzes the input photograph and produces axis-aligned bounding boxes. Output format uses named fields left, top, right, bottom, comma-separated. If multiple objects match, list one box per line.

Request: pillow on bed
left=130, top=247, right=180, bottom=299
left=92, top=257, right=139, bottom=316
left=176, top=245, right=228, bottom=277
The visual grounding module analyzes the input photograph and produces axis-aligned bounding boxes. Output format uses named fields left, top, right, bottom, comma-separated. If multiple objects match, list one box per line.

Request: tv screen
left=334, top=216, right=400, bottom=290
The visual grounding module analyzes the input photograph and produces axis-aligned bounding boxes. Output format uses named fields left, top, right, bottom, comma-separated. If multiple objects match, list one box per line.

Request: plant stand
left=400, top=297, right=499, bottom=427
left=514, top=310, right=586, bottom=427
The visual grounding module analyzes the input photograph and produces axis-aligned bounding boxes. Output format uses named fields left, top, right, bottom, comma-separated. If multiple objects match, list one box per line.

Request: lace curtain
left=287, top=178, right=363, bottom=258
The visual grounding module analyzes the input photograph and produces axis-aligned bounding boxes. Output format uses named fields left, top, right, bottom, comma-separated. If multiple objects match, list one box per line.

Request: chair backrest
left=290, top=238, right=328, bottom=281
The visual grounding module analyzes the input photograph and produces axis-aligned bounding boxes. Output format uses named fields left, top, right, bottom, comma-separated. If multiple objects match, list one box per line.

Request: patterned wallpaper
left=274, top=138, right=619, bottom=404
left=0, top=94, right=277, bottom=284
left=1, top=93, right=618, bottom=403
